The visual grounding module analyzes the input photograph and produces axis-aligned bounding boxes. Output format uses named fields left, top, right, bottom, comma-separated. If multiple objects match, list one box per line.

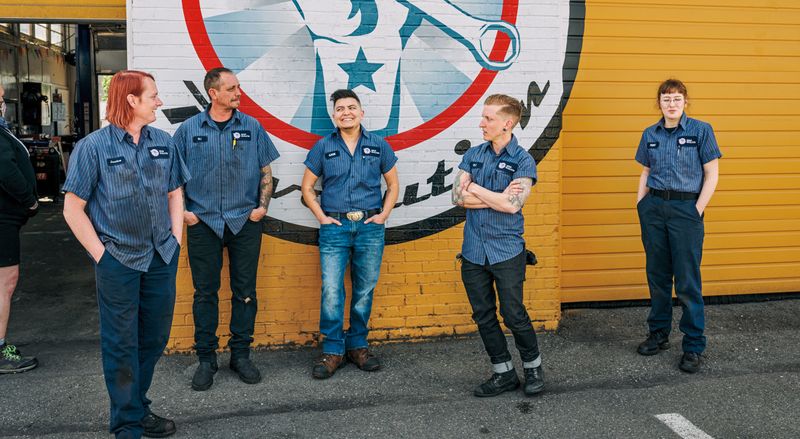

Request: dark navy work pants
left=637, top=193, right=706, bottom=353
left=95, top=250, right=178, bottom=439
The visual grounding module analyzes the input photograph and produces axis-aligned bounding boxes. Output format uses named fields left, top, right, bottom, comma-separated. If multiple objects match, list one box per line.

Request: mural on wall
left=148, top=0, right=584, bottom=244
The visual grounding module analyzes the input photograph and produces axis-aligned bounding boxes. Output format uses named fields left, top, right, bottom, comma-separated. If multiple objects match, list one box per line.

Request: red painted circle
left=182, top=0, right=518, bottom=150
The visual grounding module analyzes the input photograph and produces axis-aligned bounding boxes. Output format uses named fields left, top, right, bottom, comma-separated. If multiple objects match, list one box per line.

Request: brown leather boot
left=346, top=348, right=381, bottom=371
left=312, top=353, right=344, bottom=379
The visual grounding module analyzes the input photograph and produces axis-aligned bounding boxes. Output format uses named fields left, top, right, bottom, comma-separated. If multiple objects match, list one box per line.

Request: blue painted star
left=338, top=47, right=383, bottom=92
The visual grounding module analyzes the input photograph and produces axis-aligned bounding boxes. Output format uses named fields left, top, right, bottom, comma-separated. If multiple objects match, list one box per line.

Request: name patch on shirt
left=362, top=146, right=381, bottom=157
left=149, top=147, right=170, bottom=159
left=677, top=136, right=698, bottom=147
left=647, top=141, right=659, bottom=149
left=192, top=135, right=207, bottom=143
left=106, top=157, right=126, bottom=166
left=470, top=161, right=484, bottom=170
left=325, top=150, right=340, bottom=160
left=496, top=160, right=517, bottom=175
left=232, top=130, right=252, bottom=141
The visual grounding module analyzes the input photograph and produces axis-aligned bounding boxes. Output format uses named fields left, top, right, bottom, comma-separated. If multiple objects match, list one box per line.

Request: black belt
left=649, top=189, right=700, bottom=201
left=325, top=209, right=382, bottom=221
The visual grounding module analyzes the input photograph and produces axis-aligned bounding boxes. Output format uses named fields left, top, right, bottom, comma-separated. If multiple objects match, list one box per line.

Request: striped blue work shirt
left=63, top=124, right=190, bottom=271
left=174, top=108, right=280, bottom=238
left=304, top=127, right=398, bottom=213
left=458, top=135, right=537, bottom=265
left=635, top=113, right=722, bottom=193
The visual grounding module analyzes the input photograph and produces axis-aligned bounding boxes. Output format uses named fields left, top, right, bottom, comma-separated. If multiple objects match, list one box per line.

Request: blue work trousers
left=637, top=194, right=706, bottom=353
left=95, top=250, right=178, bottom=439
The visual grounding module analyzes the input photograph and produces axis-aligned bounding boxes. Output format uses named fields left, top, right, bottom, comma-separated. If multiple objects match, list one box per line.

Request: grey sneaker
left=0, top=344, right=38, bottom=374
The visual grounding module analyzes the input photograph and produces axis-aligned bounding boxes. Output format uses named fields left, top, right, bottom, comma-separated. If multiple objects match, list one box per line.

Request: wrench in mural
left=291, top=0, right=520, bottom=134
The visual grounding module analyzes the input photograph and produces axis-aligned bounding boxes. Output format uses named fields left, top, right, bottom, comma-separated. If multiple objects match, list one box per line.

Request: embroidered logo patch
left=232, top=130, right=252, bottom=141
left=149, top=147, right=170, bottom=159
left=192, top=135, right=207, bottom=143
left=497, top=160, right=517, bottom=175
left=363, top=147, right=381, bottom=157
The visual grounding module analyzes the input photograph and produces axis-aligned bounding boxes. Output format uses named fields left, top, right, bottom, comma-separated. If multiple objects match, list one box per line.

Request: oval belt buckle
left=346, top=211, right=364, bottom=222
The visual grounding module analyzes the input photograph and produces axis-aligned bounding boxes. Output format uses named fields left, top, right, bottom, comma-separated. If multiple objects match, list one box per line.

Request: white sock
left=523, top=355, right=542, bottom=369
left=492, top=360, right=514, bottom=374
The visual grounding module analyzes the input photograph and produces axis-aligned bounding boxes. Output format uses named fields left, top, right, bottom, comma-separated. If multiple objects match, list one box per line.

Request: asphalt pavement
left=1, top=203, right=798, bottom=439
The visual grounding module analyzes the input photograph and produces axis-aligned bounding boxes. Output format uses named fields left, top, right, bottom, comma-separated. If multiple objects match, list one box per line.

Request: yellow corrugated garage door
left=0, top=0, right=124, bottom=21
left=561, top=0, right=800, bottom=302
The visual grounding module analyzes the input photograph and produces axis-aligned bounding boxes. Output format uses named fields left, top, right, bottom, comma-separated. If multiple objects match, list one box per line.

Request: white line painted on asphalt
left=656, top=413, right=715, bottom=439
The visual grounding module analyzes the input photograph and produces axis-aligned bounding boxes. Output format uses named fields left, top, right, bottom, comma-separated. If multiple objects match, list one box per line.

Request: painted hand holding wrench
left=398, top=0, right=521, bottom=70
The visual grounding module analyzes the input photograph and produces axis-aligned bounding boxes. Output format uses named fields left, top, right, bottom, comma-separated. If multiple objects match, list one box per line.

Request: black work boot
left=230, top=357, right=262, bottom=384
left=191, top=361, right=218, bottom=391
left=474, top=369, right=520, bottom=397
left=637, top=331, right=670, bottom=356
left=679, top=352, right=702, bottom=374
left=141, top=412, right=176, bottom=438
left=523, top=366, right=545, bottom=396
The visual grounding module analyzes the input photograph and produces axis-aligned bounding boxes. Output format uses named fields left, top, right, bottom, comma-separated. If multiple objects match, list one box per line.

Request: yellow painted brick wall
left=167, top=143, right=562, bottom=351
left=561, top=0, right=800, bottom=302
left=0, top=0, right=125, bottom=21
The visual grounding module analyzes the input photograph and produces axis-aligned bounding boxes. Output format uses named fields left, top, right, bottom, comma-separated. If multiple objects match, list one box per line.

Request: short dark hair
left=204, top=67, right=234, bottom=92
left=657, top=78, right=689, bottom=102
left=330, top=89, right=361, bottom=107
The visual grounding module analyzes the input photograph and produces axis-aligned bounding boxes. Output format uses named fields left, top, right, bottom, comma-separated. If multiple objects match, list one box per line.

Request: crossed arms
left=451, top=169, right=532, bottom=214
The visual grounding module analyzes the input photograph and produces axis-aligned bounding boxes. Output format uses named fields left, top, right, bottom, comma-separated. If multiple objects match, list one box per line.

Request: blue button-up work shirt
left=174, top=108, right=280, bottom=239
left=458, top=135, right=537, bottom=265
left=635, top=113, right=722, bottom=193
left=63, top=124, right=190, bottom=271
left=304, top=127, right=398, bottom=212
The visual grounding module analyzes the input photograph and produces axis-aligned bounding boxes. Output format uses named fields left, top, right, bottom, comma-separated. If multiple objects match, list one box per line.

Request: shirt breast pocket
left=361, top=154, right=381, bottom=177
left=647, top=141, right=660, bottom=167
left=492, top=169, right=514, bottom=192
left=104, top=162, right=137, bottom=200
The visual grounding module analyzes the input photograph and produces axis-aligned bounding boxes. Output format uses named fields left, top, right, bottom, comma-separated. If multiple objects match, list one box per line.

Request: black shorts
left=0, top=223, right=22, bottom=267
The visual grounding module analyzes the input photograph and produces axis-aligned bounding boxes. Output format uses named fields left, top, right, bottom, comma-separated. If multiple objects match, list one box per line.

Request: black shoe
left=679, top=352, right=702, bottom=374
left=637, top=331, right=670, bottom=356
left=141, top=412, right=176, bottom=438
left=0, top=344, right=38, bottom=374
left=230, top=357, right=261, bottom=384
left=191, top=361, right=218, bottom=391
left=474, top=370, right=520, bottom=397
left=523, top=366, right=545, bottom=396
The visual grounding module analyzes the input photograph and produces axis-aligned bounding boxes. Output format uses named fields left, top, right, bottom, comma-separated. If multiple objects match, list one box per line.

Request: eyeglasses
left=660, top=97, right=684, bottom=105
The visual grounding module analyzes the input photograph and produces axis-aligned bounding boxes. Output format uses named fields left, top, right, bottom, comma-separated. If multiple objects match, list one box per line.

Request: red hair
left=105, top=70, right=155, bottom=128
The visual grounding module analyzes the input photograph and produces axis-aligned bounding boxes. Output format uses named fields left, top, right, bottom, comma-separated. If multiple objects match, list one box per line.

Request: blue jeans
left=318, top=219, right=385, bottom=355
left=637, top=194, right=706, bottom=353
left=95, top=250, right=178, bottom=439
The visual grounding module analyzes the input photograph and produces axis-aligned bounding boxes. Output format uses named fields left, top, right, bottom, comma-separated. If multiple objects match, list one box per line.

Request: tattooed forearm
left=452, top=169, right=469, bottom=206
left=259, top=165, right=274, bottom=211
left=508, top=177, right=533, bottom=210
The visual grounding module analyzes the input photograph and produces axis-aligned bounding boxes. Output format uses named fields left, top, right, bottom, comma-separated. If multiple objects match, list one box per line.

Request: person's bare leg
left=0, top=265, right=20, bottom=341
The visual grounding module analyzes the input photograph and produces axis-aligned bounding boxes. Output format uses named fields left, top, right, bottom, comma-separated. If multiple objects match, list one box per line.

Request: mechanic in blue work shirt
left=452, top=94, right=544, bottom=398
left=173, top=67, right=279, bottom=391
left=63, top=70, right=189, bottom=439
left=634, top=78, right=721, bottom=374
left=300, top=89, right=399, bottom=380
